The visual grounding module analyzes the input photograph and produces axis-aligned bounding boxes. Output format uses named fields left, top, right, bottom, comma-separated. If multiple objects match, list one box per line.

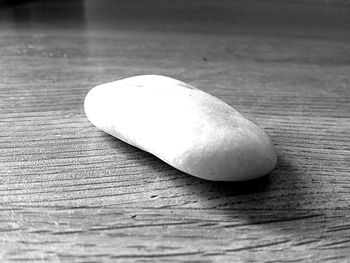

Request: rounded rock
left=84, top=75, right=277, bottom=181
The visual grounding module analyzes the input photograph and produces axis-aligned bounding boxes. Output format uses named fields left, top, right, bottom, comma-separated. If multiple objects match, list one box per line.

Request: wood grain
left=0, top=0, right=349, bottom=262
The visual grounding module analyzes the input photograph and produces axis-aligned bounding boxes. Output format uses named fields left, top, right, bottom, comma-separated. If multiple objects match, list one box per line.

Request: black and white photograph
left=0, top=0, right=349, bottom=262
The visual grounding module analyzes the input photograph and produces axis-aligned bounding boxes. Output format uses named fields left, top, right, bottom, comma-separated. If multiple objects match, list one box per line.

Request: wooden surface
left=1, top=0, right=350, bottom=262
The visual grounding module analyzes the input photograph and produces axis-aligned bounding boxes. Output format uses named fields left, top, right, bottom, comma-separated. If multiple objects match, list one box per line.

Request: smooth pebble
left=84, top=75, right=277, bottom=181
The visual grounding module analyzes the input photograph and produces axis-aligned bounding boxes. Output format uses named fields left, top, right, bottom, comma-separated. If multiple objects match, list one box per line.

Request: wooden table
left=1, top=0, right=349, bottom=262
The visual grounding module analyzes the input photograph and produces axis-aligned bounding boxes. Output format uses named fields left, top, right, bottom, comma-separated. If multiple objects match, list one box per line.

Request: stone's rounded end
left=84, top=85, right=99, bottom=128
left=176, top=121, right=277, bottom=182
left=84, top=84, right=115, bottom=134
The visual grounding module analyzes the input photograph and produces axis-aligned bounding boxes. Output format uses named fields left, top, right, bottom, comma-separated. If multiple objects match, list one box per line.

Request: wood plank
left=0, top=0, right=349, bottom=262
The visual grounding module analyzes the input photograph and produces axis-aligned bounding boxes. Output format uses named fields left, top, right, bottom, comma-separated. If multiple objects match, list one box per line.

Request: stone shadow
left=104, top=132, right=326, bottom=236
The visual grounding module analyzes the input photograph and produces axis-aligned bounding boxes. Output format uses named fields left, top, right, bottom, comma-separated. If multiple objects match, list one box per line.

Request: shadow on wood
left=104, top=132, right=323, bottom=236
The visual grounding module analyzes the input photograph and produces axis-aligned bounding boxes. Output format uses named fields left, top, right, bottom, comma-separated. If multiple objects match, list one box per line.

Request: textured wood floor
left=0, top=0, right=349, bottom=262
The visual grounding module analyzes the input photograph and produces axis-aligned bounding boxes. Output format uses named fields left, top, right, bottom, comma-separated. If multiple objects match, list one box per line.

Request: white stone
left=84, top=75, right=277, bottom=181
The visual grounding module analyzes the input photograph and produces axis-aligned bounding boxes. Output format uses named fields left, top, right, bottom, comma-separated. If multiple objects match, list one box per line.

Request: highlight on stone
left=84, top=75, right=277, bottom=181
